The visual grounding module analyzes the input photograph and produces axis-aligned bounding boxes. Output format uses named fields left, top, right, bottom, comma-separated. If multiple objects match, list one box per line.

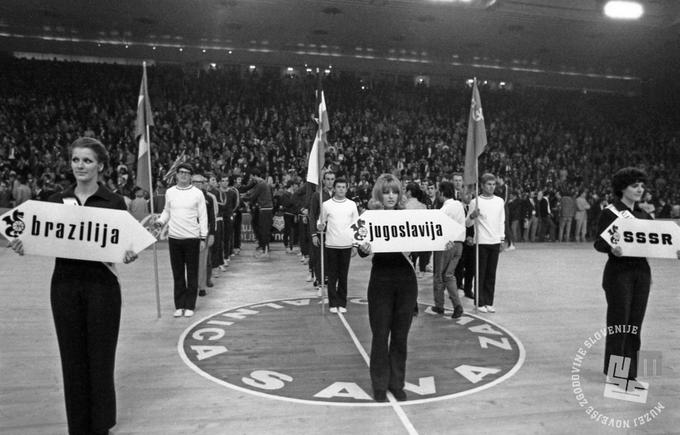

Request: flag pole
left=317, top=69, right=326, bottom=316
left=473, top=77, right=480, bottom=313
left=474, top=155, right=480, bottom=313
left=142, top=61, right=162, bottom=319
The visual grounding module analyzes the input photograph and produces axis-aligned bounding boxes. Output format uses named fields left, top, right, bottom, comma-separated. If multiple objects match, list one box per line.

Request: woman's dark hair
left=69, top=137, right=109, bottom=172
left=611, top=167, right=647, bottom=198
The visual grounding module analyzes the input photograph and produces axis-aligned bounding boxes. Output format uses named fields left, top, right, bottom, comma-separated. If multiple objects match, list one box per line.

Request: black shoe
left=199, top=289, right=207, bottom=297
left=207, top=281, right=214, bottom=288
left=431, top=306, right=445, bottom=315
left=313, top=279, right=319, bottom=287
left=452, top=306, right=464, bottom=319
left=373, top=390, right=387, bottom=402
left=389, top=388, right=407, bottom=401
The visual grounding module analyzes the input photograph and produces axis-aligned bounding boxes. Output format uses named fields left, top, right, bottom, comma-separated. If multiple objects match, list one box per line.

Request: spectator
left=574, top=190, right=591, bottom=242
left=559, top=189, right=576, bottom=242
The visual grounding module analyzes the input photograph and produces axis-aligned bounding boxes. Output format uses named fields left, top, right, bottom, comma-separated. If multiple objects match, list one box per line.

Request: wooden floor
left=1, top=241, right=679, bottom=435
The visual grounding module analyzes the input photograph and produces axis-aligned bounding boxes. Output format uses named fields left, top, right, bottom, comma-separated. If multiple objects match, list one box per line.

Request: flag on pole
left=135, top=63, right=155, bottom=191
left=306, top=90, right=329, bottom=185
left=463, top=79, right=487, bottom=186
left=162, top=151, right=187, bottom=185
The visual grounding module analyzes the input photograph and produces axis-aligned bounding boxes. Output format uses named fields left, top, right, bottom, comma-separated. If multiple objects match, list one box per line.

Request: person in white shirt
left=466, top=173, right=505, bottom=313
left=317, top=177, right=359, bottom=313
left=154, top=162, right=208, bottom=318
left=432, top=181, right=465, bottom=318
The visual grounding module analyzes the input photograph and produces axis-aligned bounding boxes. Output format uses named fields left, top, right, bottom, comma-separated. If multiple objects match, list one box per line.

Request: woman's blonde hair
left=370, top=173, right=403, bottom=209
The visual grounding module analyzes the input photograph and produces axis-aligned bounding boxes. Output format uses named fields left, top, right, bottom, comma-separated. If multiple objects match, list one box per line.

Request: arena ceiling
left=2, top=0, right=679, bottom=85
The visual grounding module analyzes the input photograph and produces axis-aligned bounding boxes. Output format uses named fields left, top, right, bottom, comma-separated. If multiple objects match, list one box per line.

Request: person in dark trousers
left=242, top=168, right=274, bottom=257
left=317, top=177, right=359, bottom=312
left=466, top=173, right=505, bottom=312
left=310, top=171, right=334, bottom=290
left=154, top=162, right=208, bottom=318
left=280, top=179, right=299, bottom=254
left=10, top=137, right=138, bottom=435
left=594, top=167, right=680, bottom=381
left=358, top=173, right=418, bottom=403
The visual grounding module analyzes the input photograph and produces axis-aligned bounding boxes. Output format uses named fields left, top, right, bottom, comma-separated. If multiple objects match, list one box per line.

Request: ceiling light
left=603, top=1, right=644, bottom=19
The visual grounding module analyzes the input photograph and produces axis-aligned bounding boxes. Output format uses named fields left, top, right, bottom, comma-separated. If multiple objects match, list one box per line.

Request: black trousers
left=169, top=237, right=200, bottom=310
left=368, top=265, right=418, bottom=393
left=283, top=214, right=297, bottom=249
left=409, top=251, right=430, bottom=272
left=212, top=220, right=224, bottom=267
left=310, top=240, right=325, bottom=282
left=223, top=215, right=234, bottom=259
left=477, top=244, right=501, bottom=307
left=251, top=208, right=260, bottom=245
left=602, top=260, right=651, bottom=379
left=257, top=209, right=273, bottom=251
left=456, top=243, right=475, bottom=296
left=325, top=247, right=352, bottom=308
left=299, top=215, right=310, bottom=257
left=51, top=274, right=121, bottom=435
left=233, top=212, right=242, bottom=250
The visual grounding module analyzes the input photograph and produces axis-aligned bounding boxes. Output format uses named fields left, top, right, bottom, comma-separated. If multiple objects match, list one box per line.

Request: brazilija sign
left=347, top=209, right=465, bottom=253
left=0, top=200, right=157, bottom=262
left=602, top=217, right=680, bottom=259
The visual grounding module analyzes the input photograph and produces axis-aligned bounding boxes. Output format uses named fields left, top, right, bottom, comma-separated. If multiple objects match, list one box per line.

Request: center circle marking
left=178, top=298, right=525, bottom=406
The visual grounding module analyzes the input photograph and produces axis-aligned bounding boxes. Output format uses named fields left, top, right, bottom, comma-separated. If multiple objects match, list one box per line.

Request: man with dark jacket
left=242, top=168, right=274, bottom=257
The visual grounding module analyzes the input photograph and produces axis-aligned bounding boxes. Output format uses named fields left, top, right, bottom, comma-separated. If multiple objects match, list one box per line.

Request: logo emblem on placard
left=2, top=209, right=25, bottom=238
left=350, top=218, right=368, bottom=242
left=608, top=225, right=620, bottom=245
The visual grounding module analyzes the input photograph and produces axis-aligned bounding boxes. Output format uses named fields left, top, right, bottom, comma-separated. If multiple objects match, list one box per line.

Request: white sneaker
left=477, top=306, right=488, bottom=313
left=305, top=273, right=313, bottom=282
left=219, top=265, right=228, bottom=272
left=184, top=309, right=195, bottom=317
left=329, top=307, right=338, bottom=314
left=486, top=305, right=496, bottom=313
left=316, top=287, right=322, bottom=297
left=339, top=307, right=347, bottom=313
left=506, top=245, right=516, bottom=251
left=425, top=264, right=433, bottom=273
left=173, top=309, right=184, bottom=317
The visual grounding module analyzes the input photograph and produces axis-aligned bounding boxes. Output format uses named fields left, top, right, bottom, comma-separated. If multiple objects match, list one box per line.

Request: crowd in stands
left=1, top=57, right=679, bottom=245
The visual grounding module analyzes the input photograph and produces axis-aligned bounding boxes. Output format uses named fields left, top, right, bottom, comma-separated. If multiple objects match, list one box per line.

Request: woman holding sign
left=593, top=167, right=676, bottom=382
left=9, top=137, right=137, bottom=435
left=358, top=173, right=418, bottom=402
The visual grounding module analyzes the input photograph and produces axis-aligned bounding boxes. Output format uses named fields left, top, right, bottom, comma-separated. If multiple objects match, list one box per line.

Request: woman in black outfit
left=594, top=167, right=679, bottom=381
left=358, top=174, right=418, bottom=402
left=10, top=137, right=138, bottom=435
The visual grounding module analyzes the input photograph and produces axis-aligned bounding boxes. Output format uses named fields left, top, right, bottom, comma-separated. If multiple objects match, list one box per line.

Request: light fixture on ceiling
left=603, top=1, right=644, bottom=19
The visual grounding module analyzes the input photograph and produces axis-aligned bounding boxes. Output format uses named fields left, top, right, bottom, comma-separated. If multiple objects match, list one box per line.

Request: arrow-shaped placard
left=0, top=200, right=157, bottom=263
left=601, top=217, right=680, bottom=259
left=346, top=209, right=465, bottom=253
